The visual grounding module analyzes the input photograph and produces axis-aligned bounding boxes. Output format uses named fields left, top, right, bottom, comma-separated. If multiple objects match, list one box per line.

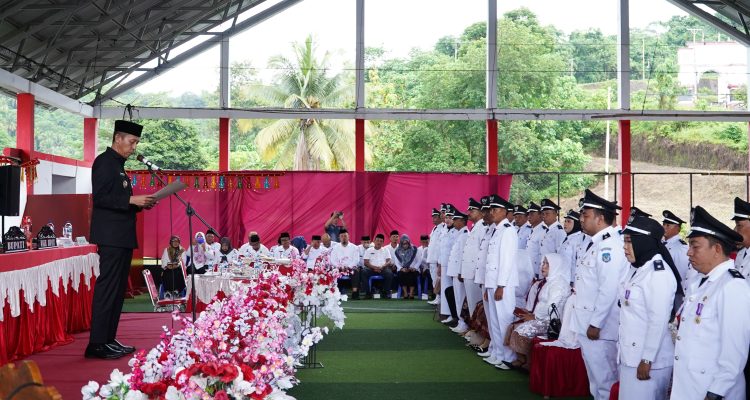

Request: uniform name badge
left=624, top=289, right=630, bottom=306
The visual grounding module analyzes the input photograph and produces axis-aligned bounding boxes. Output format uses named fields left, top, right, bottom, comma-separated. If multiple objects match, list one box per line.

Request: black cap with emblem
left=452, top=210, right=468, bottom=220
left=579, top=189, right=622, bottom=214
left=688, top=206, right=743, bottom=245
left=431, top=208, right=441, bottom=216
left=114, top=120, right=143, bottom=137
left=480, top=196, right=491, bottom=210
left=662, top=210, right=686, bottom=225
left=445, top=204, right=456, bottom=217
left=540, top=198, right=561, bottom=211
left=623, top=214, right=664, bottom=238
left=527, top=201, right=541, bottom=214
left=514, top=205, right=528, bottom=215
left=488, top=194, right=513, bottom=209
left=629, top=207, right=652, bottom=219
left=564, top=209, right=580, bottom=221
left=731, top=197, right=750, bottom=221
left=468, top=197, right=482, bottom=211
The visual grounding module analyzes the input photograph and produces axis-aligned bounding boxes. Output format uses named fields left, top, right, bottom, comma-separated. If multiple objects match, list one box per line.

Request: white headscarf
left=542, top=253, right=568, bottom=285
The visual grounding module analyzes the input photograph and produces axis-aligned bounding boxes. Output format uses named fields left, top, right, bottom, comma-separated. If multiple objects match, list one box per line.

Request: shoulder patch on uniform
left=729, top=269, right=745, bottom=279
left=558, top=225, right=564, bottom=229
left=679, top=239, right=687, bottom=245
left=503, top=222, right=511, bottom=227
left=600, top=247, right=612, bottom=263
left=602, top=233, right=611, bottom=240
left=653, top=260, right=665, bottom=271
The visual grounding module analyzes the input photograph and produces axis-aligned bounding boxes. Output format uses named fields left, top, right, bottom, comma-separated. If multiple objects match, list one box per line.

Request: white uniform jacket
left=447, top=226, right=469, bottom=277
left=426, top=223, right=445, bottom=264
left=664, top=235, right=690, bottom=281
left=438, top=226, right=455, bottom=268
left=540, top=221, right=566, bottom=257
left=474, top=223, right=494, bottom=286
left=672, top=260, right=750, bottom=400
left=558, top=231, right=586, bottom=283
left=527, top=223, right=547, bottom=276
left=517, top=222, right=533, bottom=250
left=484, top=221, right=519, bottom=290
left=571, top=226, right=628, bottom=340
left=617, top=254, right=677, bottom=369
left=735, top=247, right=750, bottom=280
left=460, top=220, right=487, bottom=280
left=237, top=243, right=270, bottom=264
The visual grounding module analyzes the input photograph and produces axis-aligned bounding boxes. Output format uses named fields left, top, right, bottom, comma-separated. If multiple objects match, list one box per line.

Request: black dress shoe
left=110, top=340, right=135, bottom=354
left=85, top=343, right=125, bottom=359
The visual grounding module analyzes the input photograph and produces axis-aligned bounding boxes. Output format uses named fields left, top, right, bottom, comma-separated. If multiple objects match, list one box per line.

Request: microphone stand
left=144, top=165, right=219, bottom=322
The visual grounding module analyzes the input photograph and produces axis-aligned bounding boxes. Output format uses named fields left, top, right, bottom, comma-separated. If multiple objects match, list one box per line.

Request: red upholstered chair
left=528, top=337, right=591, bottom=398
left=142, top=269, right=185, bottom=312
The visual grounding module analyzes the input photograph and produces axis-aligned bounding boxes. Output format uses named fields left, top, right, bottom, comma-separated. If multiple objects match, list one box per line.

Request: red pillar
left=83, top=118, right=98, bottom=163
left=219, top=118, right=230, bottom=171
left=16, top=93, right=34, bottom=194
left=486, top=119, right=498, bottom=175
left=355, top=119, right=365, bottom=172
left=618, top=120, right=631, bottom=224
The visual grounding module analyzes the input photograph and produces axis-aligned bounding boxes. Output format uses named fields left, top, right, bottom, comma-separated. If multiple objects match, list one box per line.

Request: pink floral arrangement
left=83, top=261, right=346, bottom=400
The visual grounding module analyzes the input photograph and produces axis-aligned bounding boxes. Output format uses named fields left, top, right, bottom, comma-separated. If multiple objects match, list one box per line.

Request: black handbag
left=547, top=303, right=562, bottom=339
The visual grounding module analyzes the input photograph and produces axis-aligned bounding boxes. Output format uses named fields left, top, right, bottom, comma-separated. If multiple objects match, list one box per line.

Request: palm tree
left=251, top=35, right=370, bottom=170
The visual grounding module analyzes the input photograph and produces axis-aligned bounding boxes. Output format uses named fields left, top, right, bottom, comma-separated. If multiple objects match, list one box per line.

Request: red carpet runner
left=25, top=313, right=175, bottom=399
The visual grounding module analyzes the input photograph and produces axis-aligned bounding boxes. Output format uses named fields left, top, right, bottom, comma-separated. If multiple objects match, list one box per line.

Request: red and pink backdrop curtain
left=134, top=172, right=512, bottom=258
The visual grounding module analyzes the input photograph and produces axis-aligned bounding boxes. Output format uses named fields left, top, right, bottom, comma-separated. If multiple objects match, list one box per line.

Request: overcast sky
left=134, top=0, right=687, bottom=96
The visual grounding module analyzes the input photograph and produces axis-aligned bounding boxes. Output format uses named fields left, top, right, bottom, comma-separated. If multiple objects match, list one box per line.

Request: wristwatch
left=640, top=359, right=652, bottom=365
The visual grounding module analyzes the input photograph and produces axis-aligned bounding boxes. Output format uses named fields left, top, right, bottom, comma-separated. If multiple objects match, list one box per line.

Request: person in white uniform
left=303, top=235, right=325, bottom=269
left=482, top=194, right=519, bottom=370
left=539, top=198, right=567, bottom=258
left=571, top=189, right=628, bottom=400
left=270, top=232, right=300, bottom=260
left=427, top=206, right=446, bottom=305
left=473, top=196, right=495, bottom=353
left=357, top=235, right=372, bottom=268
left=514, top=205, right=532, bottom=250
left=439, top=205, right=458, bottom=324
left=460, top=198, right=487, bottom=320
left=238, top=233, right=270, bottom=265
left=448, top=210, right=471, bottom=333
left=619, top=215, right=682, bottom=400
left=732, top=197, right=750, bottom=280
left=558, top=209, right=586, bottom=284
left=526, top=202, right=546, bottom=278
left=661, top=209, right=691, bottom=287
left=671, top=205, right=750, bottom=400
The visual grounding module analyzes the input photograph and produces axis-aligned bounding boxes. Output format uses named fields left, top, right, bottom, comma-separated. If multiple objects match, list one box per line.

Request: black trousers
left=89, top=245, right=133, bottom=344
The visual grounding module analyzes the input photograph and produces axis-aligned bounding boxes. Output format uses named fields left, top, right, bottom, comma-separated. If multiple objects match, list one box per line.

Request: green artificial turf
left=289, top=299, right=589, bottom=400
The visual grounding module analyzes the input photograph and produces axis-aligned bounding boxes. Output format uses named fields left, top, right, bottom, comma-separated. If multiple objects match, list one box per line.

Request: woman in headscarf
left=160, top=235, right=187, bottom=298
left=394, top=234, right=420, bottom=299
left=217, top=236, right=239, bottom=265
left=189, top=231, right=215, bottom=274
left=617, top=215, right=681, bottom=400
left=558, top=209, right=587, bottom=284
left=509, top=253, right=571, bottom=369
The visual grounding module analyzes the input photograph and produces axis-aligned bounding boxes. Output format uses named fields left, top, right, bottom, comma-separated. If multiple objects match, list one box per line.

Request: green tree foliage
left=569, top=29, right=617, bottom=83
left=123, top=119, right=208, bottom=170
left=249, top=35, right=367, bottom=170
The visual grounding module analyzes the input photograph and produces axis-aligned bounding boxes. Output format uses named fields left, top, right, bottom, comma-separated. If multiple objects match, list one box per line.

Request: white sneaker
left=495, top=361, right=511, bottom=370
left=451, top=322, right=469, bottom=334
left=477, top=351, right=492, bottom=358
left=484, top=357, right=501, bottom=365
left=440, top=317, right=454, bottom=324
left=428, top=296, right=440, bottom=305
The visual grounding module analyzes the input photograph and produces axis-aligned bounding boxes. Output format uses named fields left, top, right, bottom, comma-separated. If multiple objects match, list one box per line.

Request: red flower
left=218, top=364, right=239, bottom=383
left=240, top=364, right=255, bottom=381
left=214, top=390, right=230, bottom=400
left=140, top=381, right=168, bottom=397
left=200, top=362, right=219, bottom=376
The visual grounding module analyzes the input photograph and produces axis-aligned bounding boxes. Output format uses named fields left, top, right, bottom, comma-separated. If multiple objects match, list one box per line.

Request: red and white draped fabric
left=134, top=172, right=513, bottom=258
left=0, top=245, right=99, bottom=364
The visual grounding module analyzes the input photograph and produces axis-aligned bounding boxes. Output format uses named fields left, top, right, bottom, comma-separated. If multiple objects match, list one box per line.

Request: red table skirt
left=529, top=337, right=590, bottom=397
left=0, top=245, right=98, bottom=272
left=0, top=274, right=95, bottom=364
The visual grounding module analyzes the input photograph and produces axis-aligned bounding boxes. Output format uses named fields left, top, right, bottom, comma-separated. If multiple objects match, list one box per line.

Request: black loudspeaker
left=0, top=165, right=21, bottom=216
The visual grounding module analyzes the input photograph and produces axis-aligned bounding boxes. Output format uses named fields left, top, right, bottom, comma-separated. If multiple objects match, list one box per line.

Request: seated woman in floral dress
left=509, top=253, right=571, bottom=369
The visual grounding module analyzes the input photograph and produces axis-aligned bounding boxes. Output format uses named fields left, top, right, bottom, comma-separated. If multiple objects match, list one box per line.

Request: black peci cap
left=114, top=120, right=143, bottom=137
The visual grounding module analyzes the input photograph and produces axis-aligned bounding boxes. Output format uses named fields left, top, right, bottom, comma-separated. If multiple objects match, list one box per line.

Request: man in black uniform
left=86, top=120, right=155, bottom=359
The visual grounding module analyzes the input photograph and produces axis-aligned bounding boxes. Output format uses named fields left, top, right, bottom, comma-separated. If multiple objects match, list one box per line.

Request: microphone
left=136, top=154, right=161, bottom=171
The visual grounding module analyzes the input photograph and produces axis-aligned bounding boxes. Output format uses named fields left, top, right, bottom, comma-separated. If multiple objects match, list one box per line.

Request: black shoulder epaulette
left=558, top=225, right=564, bottom=229
left=503, top=222, right=511, bottom=228
left=729, top=269, right=745, bottom=279
left=602, top=233, right=611, bottom=240
left=679, top=239, right=687, bottom=245
left=654, top=260, right=665, bottom=271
